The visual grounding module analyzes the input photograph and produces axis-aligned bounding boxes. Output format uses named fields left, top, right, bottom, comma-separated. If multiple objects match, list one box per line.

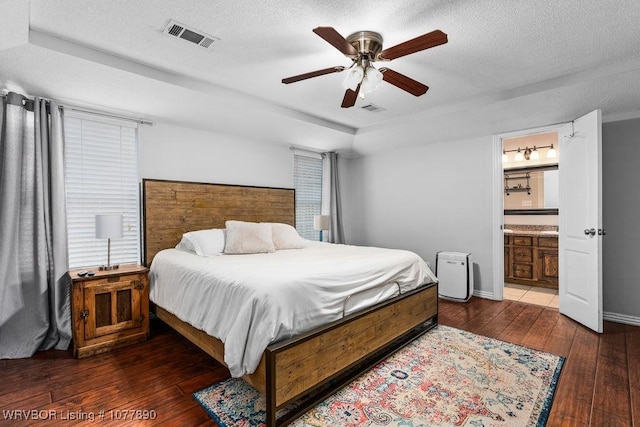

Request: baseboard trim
left=603, top=311, right=640, bottom=327
left=470, top=293, right=640, bottom=326
left=473, top=290, right=496, bottom=300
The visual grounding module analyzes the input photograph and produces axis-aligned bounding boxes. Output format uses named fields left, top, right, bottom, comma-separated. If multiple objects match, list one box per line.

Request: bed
left=143, top=179, right=438, bottom=426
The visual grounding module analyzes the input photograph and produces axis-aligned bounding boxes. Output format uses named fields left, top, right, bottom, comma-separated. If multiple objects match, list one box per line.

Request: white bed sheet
left=149, top=241, right=437, bottom=377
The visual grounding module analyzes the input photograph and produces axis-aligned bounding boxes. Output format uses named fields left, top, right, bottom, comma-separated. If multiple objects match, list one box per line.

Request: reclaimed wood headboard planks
left=142, top=179, right=295, bottom=266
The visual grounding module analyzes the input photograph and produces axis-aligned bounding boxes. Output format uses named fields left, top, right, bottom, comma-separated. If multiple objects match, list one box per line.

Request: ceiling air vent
left=162, top=20, right=220, bottom=49
left=361, top=103, right=386, bottom=113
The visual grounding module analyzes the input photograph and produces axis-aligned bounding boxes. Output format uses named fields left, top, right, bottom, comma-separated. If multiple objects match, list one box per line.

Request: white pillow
left=224, top=220, right=275, bottom=254
left=176, top=229, right=226, bottom=256
left=268, top=223, right=306, bottom=250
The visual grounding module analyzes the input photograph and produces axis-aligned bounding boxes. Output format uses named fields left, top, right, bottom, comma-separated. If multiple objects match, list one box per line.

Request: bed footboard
left=153, top=283, right=437, bottom=427
left=265, top=283, right=438, bottom=426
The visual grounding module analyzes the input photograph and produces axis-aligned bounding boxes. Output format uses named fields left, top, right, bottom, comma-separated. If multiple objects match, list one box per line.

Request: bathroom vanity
left=504, top=230, right=558, bottom=289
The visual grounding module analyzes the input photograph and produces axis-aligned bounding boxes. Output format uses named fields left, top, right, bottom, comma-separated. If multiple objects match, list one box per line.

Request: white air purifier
left=436, top=252, right=474, bottom=302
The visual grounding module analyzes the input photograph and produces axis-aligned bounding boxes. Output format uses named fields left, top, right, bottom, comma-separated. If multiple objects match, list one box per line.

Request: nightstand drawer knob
left=80, top=309, right=90, bottom=320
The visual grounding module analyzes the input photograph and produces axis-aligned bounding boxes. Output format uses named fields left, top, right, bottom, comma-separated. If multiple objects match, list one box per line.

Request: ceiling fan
left=282, top=27, right=448, bottom=108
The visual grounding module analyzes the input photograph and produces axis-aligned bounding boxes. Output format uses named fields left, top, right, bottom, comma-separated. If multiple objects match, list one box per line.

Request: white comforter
left=149, top=242, right=437, bottom=377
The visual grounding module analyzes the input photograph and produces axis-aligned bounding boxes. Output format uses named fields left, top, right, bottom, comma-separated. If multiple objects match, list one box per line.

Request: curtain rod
left=65, top=106, right=154, bottom=126
left=289, top=145, right=328, bottom=155
left=1, top=92, right=154, bottom=126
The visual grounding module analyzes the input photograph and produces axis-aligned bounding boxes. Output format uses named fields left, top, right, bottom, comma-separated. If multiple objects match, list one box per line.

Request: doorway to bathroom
left=501, top=131, right=560, bottom=309
left=492, top=110, right=604, bottom=333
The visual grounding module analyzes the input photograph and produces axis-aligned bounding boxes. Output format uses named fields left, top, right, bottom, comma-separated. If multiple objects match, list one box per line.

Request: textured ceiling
left=1, top=0, right=640, bottom=155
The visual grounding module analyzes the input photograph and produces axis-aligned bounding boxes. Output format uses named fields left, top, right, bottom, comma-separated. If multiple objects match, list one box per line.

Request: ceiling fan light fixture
left=283, top=26, right=448, bottom=108
left=362, top=66, right=383, bottom=94
left=342, top=65, right=364, bottom=90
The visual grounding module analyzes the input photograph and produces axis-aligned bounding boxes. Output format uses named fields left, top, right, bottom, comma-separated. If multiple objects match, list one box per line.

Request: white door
left=558, top=109, right=603, bottom=333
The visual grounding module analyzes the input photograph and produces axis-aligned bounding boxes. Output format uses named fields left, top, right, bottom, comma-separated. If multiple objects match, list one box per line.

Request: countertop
left=503, top=229, right=558, bottom=236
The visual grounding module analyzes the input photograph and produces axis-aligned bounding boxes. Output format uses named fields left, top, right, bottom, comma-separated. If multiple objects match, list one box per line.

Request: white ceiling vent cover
left=162, top=20, right=220, bottom=49
left=361, top=103, right=386, bottom=113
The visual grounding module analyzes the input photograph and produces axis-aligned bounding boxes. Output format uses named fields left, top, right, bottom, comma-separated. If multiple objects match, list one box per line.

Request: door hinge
left=133, top=280, right=144, bottom=290
left=80, top=310, right=90, bottom=321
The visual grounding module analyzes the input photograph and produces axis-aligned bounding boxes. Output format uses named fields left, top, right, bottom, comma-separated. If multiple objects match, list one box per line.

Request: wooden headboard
left=142, top=179, right=295, bottom=266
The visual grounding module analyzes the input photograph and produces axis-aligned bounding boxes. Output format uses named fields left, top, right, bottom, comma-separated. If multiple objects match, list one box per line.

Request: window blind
left=293, top=153, right=323, bottom=240
left=64, top=114, right=140, bottom=268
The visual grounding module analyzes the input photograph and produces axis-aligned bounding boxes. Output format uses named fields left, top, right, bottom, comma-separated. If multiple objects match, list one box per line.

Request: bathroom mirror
left=503, top=165, right=558, bottom=215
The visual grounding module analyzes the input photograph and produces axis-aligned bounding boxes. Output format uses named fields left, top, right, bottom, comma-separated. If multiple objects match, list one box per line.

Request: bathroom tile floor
left=504, top=283, right=559, bottom=308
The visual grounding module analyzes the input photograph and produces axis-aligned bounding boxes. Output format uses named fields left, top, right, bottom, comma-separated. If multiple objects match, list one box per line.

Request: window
left=293, top=152, right=323, bottom=240
left=64, top=113, right=140, bottom=268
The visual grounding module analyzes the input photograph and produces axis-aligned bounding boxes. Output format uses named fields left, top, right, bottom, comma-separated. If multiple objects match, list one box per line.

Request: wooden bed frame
left=142, top=178, right=438, bottom=426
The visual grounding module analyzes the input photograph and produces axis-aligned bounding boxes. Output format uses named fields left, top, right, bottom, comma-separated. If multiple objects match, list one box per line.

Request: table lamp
left=313, top=215, right=330, bottom=242
left=95, top=214, right=123, bottom=271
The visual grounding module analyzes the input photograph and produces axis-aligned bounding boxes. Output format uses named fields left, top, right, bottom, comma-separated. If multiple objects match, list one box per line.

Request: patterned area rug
left=193, top=325, right=564, bottom=426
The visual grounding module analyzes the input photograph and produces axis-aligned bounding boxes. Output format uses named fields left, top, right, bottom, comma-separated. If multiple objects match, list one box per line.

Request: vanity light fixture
left=503, top=144, right=556, bottom=162
left=530, top=146, right=540, bottom=160
left=514, top=148, right=524, bottom=162
left=546, top=144, right=557, bottom=159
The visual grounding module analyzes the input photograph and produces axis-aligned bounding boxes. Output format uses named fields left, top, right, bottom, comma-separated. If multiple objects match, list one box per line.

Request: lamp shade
left=313, top=215, right=330, bottom=231
left=95, top=214, right=123, bottom=239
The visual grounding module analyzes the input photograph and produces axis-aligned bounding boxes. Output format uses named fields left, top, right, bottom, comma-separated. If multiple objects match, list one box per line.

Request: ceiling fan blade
left=341, top=83, right=361, bottom=108
left=380, top=68, right=429, bottom=96
left=378, top=30, right=448, bottom=61
left=282, top=66, right=345, bottom=84
left=313, top=27, right=359, bottom=57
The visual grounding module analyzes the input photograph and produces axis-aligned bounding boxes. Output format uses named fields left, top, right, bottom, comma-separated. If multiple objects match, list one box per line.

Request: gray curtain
left=0, top=92, right=71, bottom=358
left=325, top=152, right=345, bottom=244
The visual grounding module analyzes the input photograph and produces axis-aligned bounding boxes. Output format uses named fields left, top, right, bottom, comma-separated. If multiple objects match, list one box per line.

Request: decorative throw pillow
left=268, top=223, right=306, bottom=250
left=224, top=220, right=275, bottom=254
left=176, top=228, right=226, bottom=256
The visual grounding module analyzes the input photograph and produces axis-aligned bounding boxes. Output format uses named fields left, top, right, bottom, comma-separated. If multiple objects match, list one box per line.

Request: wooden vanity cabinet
left=505, top=234, right=558, bottom=288
left=512, top=235, right=534, bottom=280
left=537, top=236, right=559, bottom=284
left=504, top=236, right=509, bottom=277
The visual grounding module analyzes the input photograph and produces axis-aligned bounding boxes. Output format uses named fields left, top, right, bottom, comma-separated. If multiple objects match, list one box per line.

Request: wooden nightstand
left=70, top=264, right=149, bottom=358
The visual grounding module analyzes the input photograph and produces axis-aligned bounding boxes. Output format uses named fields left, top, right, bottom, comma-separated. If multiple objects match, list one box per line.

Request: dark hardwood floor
left=1, top=298, right=638, bottom=426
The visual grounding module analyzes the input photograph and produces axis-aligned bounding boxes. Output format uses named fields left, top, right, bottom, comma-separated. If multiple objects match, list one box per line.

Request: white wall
left=139, top=122, right=293, bottom=188
left=346, top=136, right=495, bottom=293
left=602, top=118, right=640, bottom=321
left=138, top=121, right=355, bottom=243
